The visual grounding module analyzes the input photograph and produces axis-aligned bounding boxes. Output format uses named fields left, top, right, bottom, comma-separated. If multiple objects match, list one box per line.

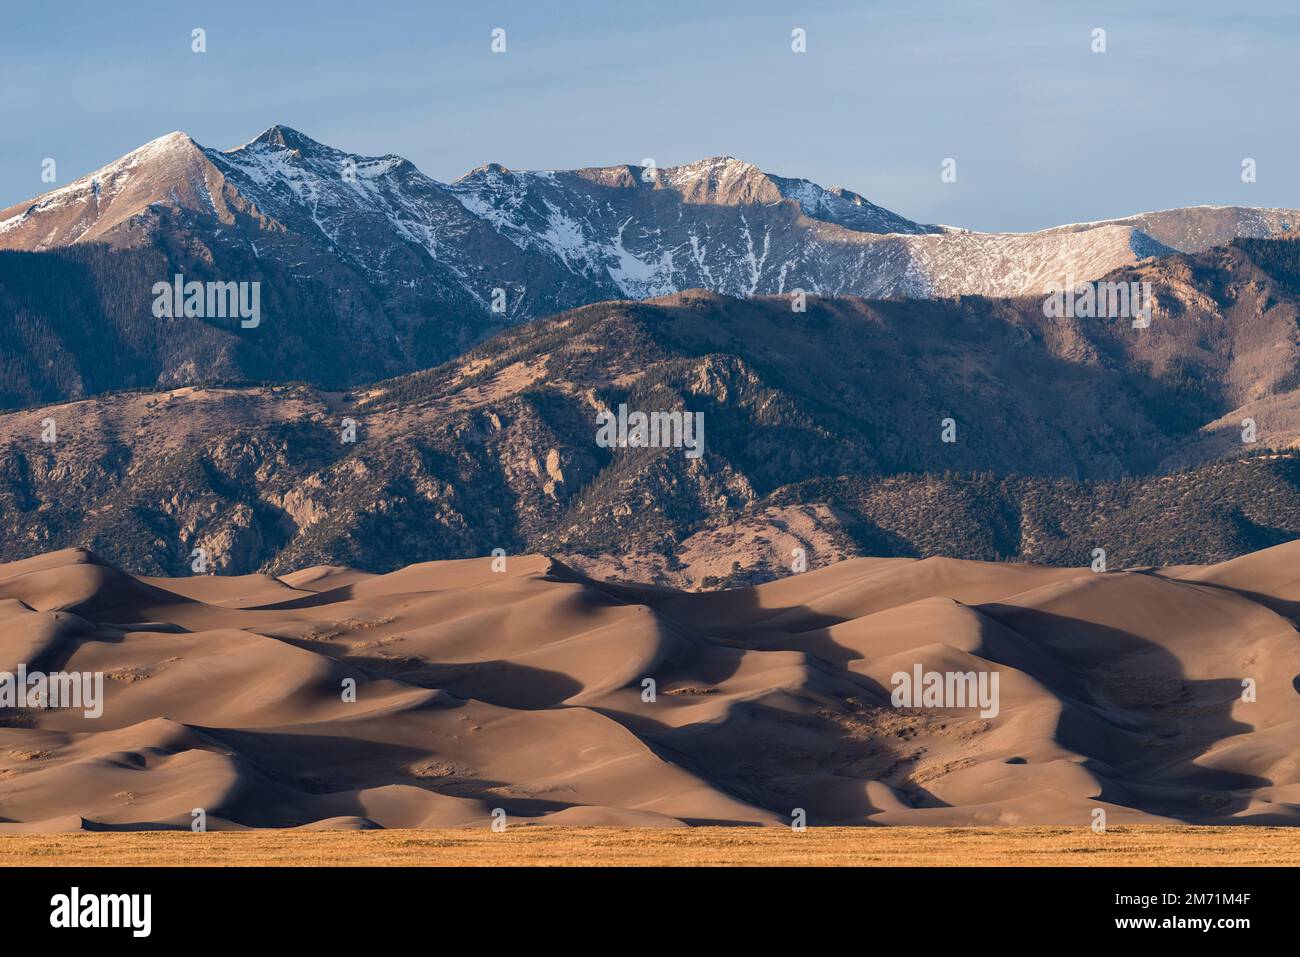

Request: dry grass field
left=1, top=826, right=1298, bottom=867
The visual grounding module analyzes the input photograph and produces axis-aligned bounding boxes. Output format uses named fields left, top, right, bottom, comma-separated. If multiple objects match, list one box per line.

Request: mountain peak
left=247, top=125, right=326, bottom=153
left=667, top=155, right=764, bottom=179
left=460, top=162, right=511, bottom=180
left=659, top=156, right=781, bottom=206
left=0, top=128, right=220, bottom=249
left=117, top=130, right=202, bottom=165
left=144, top=130, right=196, bottom=148
left=684, top=154, right=757, bottom=168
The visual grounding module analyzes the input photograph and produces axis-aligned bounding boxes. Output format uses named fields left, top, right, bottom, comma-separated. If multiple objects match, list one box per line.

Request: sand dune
left=0, top=544, right=1298, bottom=831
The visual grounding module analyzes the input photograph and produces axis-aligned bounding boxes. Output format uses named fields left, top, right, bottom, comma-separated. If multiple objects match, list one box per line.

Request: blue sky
left=2, top=0, right=1295, bottom=231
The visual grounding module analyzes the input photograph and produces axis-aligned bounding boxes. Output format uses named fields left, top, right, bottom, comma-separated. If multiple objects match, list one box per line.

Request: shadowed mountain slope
left=3, top=238, right=1300, bottom=577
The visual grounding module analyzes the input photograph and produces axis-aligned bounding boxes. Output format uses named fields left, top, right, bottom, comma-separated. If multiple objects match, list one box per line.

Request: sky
left=1, top=0, right=1296, bottom=232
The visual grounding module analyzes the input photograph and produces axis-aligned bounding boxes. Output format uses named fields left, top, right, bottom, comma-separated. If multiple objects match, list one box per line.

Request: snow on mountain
left=203, top=126, right=564, bottom=317
left=443, top=155, right=949, bottom=300
left=3, top=126, right=1298, bottom=323
left=0, top=132, right=227, bottom=247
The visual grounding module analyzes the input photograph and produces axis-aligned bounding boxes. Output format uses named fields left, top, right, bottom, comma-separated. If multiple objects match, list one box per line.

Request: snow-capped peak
left=4, top=125, right=1299, bottom=326
left=242, top=125, right=325, bottom=152
left=665, top=155, right=762, bottom=178
left=0, top=129, right=214, bottom=246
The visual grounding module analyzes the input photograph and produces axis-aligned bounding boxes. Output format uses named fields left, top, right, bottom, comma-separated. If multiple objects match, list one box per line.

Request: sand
left=0, top=543, right=1298, bottom=832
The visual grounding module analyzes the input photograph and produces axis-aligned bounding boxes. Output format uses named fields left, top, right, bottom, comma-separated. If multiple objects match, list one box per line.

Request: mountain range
left=4, top=125, right=1300, bottom=582
left=2, top=125, right=1298, bottom=409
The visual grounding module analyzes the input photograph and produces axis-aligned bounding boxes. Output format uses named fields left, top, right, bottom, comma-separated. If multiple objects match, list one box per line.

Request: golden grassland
left=1, top=825, right=1298, bottom=866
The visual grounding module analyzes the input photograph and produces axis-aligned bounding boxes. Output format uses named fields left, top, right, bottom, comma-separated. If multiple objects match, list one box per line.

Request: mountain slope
left=3, top=238, right=1300, bottom=577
